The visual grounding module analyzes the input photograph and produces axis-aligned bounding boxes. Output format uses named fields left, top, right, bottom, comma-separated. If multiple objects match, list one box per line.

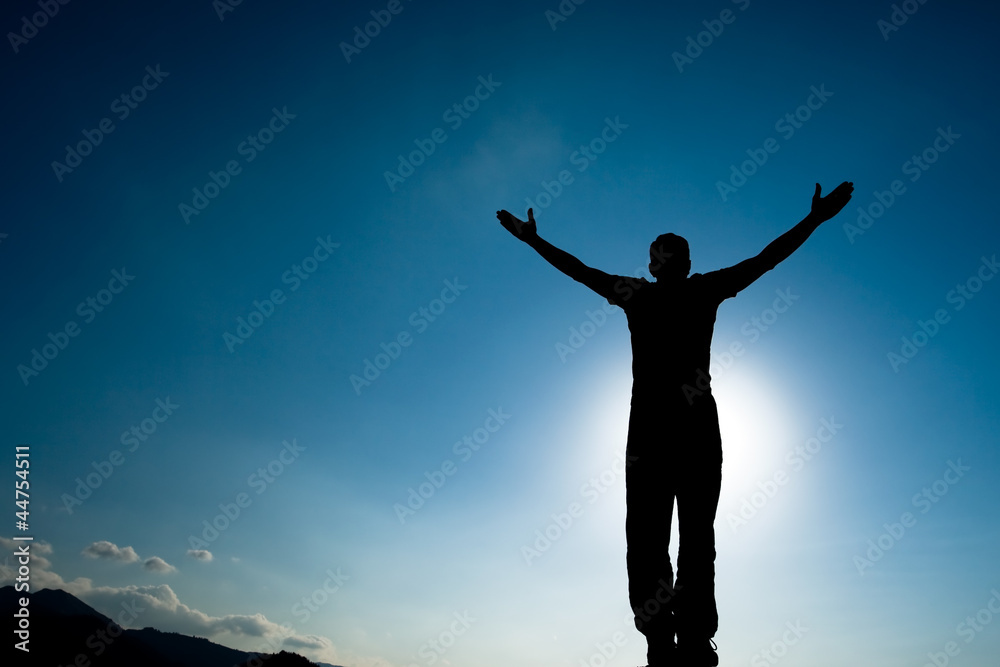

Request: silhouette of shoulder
left=604, top=271, right=740, bottom=310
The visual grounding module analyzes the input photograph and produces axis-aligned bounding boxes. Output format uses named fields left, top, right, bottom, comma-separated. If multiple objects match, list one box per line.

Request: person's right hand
left=496, top=208, right=538, bottom=242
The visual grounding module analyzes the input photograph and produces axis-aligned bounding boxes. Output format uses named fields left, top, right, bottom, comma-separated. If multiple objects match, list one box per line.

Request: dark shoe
left=677, top=638, right=718, bottom=666
left=646, top=641, right=677, bottom=667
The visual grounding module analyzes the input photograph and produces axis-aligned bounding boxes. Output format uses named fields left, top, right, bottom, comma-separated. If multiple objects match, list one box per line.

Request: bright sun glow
left=712, top=365, right=797, bottom=507
left=573, top=361, right=799, bottom=539
left=577, top=360, right=797, bottom=497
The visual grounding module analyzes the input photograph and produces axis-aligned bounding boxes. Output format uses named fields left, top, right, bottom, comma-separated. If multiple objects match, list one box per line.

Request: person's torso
left=621, top=275, right=722, bottom=399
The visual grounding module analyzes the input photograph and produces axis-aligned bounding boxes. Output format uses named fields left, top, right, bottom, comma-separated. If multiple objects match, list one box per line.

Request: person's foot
left=676, top=638, right=718, bottom=666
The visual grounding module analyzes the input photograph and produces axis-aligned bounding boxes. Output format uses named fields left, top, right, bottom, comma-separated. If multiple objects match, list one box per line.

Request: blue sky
left=2, top=0, right=999, bottom=665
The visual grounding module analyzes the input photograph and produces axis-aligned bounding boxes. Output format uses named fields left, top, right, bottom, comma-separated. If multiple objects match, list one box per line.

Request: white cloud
left=421, top=108, right=571, bottom=213
left=82, top=541, right=140, bottom=563
left=143, top=556, right=177, bottom=574
left=186, top=549, right=213, bottom=562
left=0, top=537, right=92, bottom=595
left=0, top=539, right=343, bottom=664
left=282, top=634, right=330, bottom=650
left=80, top=541, right=176, bottom=575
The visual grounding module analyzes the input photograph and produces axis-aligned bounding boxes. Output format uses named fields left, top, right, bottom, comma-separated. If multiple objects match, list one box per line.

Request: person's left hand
left=811, top=181, right=855, bottom=222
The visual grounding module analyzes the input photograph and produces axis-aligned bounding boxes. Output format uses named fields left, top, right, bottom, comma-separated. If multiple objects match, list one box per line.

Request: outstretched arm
left=713, top=181, right=854, bottom=295
left=496, top=208, right=619, bottom=301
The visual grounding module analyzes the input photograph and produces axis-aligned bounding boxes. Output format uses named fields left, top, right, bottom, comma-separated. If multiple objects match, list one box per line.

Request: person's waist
left=631, top=368, right=713, bottom=391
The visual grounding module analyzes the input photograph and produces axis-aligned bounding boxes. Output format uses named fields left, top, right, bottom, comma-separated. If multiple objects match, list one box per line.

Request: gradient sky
left=3, top=1, right=999, bottom=665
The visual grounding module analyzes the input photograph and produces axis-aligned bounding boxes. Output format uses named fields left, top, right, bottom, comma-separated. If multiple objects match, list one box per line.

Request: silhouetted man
left=496, top=181, right=854, bottom=666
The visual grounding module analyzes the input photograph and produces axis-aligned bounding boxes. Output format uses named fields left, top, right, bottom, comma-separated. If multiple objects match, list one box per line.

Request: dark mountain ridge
left=3, top=585, right=340, bottom=667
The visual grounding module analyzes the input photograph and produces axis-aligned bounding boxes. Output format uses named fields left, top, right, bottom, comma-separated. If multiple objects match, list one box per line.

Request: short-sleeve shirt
left=606, top=271, right=741, bottom=401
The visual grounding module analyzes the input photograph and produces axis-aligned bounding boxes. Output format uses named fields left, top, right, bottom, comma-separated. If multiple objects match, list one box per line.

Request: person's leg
left=673, top=394, right=723, bottom=664
left=625, top=403, right=678, bottom=665
left=673, top=461, right=722, bottom=639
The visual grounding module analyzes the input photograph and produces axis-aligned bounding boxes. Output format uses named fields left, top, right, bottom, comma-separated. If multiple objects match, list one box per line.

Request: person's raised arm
left=711, top=181, right=854, bottom=296
left=496, top=207, right=619, bottom=301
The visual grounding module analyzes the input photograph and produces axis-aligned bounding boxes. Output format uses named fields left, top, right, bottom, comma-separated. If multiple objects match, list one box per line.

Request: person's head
left=649, top=233, right=690, bottom=281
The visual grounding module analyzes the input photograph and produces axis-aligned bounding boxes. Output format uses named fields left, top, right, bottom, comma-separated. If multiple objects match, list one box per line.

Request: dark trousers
left=625, top=391, right=723, bottom=662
